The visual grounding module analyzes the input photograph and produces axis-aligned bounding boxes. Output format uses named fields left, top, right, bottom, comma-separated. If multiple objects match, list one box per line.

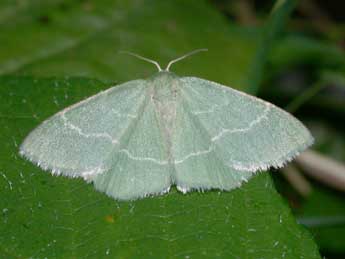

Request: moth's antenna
left=165, top=48, right=208, bottom=72
left=119, top=51, right=162, bottom=71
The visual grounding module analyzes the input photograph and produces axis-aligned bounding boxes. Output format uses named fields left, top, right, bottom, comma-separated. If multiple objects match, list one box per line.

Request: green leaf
left=0, top=0, right=321, bottom=258
left=1, top=76, right=320, bottom=258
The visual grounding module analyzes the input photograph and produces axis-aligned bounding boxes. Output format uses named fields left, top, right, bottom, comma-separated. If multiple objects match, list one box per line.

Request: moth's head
left=148, top=70, right=179, bottom=85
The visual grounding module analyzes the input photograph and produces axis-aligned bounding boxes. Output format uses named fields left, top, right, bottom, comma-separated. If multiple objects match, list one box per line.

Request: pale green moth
left=19, top=49, right=313, bottom=200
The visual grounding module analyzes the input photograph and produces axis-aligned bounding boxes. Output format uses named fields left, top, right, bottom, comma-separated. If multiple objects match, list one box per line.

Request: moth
left=20, top=49, right=313, bottom=200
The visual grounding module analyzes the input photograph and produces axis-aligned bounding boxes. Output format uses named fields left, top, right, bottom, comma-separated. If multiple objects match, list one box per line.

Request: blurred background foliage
left=0, top=0, right=345, bottom=258
left=212, top=0, right=345, bottom=258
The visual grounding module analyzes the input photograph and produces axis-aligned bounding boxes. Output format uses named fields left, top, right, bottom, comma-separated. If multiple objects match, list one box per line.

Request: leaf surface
left=0, top=77, right=320, bottom=258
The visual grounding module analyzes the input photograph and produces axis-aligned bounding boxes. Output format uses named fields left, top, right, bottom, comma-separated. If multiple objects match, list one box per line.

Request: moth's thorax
left=149, top=71, right=180, bottom=150
left=148, top=71, right=180, bottom=105
left=149, top=71, right=179, bottom=98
